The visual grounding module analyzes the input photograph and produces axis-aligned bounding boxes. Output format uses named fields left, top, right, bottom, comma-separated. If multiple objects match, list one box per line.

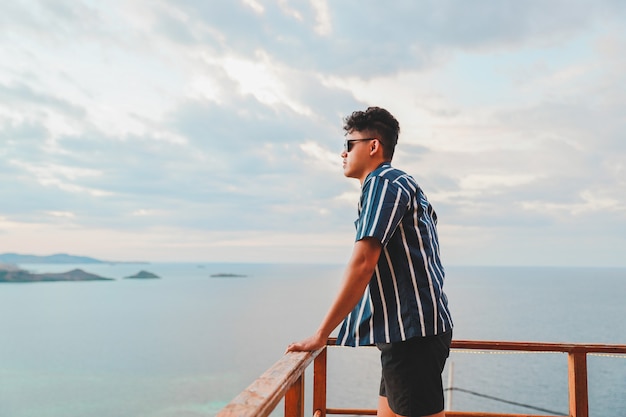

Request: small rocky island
left=210, top=273, right=247, bottom=278
left=124, top=270, right=160, bottom=279
left=0, top=264, right=113, bottom=283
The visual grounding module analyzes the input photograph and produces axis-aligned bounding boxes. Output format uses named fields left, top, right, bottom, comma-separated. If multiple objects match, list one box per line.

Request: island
left=0, top=253, right=105, bottom=264
left=0, top=265, right=113, bottom=283
left=124, top=270, right=160, bottom=279
left=210, top=273, right=247, bottom=278
left=0, top=252, right=149, bottom=265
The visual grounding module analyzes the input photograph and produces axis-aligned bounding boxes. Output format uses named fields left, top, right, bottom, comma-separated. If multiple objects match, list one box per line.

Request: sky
left=1, top=0, right=625, bottom=266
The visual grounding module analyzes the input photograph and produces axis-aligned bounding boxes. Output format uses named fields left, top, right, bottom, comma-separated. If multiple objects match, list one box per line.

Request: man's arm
left=286, top=237, right=382, bottom=352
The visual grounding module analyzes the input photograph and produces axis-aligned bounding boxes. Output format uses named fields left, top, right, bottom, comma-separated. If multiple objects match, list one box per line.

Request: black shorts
left=377, top=330, right=452, bottom=417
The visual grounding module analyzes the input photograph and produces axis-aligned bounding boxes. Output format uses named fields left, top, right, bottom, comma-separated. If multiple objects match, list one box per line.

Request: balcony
left=217, top=339, right=626, bottom=417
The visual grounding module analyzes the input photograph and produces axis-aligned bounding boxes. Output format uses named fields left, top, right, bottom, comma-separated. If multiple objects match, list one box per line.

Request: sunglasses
left=343, top=138, right=379, bottom=153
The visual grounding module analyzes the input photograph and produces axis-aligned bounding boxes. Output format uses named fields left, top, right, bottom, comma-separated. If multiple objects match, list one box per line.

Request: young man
left=287, top=107, right=453, bottom=417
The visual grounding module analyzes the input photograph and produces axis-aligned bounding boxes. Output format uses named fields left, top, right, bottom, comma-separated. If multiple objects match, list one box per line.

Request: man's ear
left=370, top=139, right=382, bottom=155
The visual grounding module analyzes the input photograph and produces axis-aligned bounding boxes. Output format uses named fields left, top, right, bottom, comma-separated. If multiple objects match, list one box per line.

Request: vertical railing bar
left=285, top=373, right=305, bottom=417
left=568, top=349, right=589, bottom=417
left=313, top=345, right=328, bottom=417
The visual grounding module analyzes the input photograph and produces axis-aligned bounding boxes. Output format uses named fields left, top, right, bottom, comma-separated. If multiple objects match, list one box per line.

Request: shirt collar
left=363, top=162, right=392, bottom=184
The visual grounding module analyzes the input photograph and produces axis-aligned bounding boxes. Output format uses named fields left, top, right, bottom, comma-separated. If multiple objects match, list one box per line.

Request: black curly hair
left=343, top=106, right=400, bottom=160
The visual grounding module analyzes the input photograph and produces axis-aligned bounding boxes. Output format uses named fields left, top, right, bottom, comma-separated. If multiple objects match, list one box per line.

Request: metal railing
left=216, top=339, right=626, bottom=417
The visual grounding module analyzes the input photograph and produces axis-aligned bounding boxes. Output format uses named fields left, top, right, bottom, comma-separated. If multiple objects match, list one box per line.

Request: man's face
left=341, top=130, right=377, bottom=180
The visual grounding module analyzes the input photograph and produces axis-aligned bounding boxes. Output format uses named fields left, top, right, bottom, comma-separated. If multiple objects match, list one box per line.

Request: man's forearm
left=286, top=238, right=382, bottom=352
left=316, top=240, right=380, bottom=337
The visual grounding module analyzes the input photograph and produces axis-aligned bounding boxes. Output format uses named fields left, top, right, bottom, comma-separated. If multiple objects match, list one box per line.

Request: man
left=287, top=107, right=453, bottom=417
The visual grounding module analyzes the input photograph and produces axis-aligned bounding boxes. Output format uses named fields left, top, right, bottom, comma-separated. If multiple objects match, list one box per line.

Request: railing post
left=568, top=350, right=589, bottom=417
left=313, top=346, right=328, bottom=417
left=285, top=374, right=305, bottom=417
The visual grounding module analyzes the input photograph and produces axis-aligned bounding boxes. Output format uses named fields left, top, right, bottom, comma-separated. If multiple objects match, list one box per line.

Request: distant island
left=0, top=265, right=113, bottom=283
left=0, top=253, right=148, bottom=265
left=0, top=253, right=104, bottom=264
left=210, top=273, right=247, bottom=278
left=124, top=270, right=160, bottom=279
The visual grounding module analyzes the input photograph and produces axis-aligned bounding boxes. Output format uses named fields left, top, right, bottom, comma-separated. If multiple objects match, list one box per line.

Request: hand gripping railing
left=216, top=339, right=626, bottom=417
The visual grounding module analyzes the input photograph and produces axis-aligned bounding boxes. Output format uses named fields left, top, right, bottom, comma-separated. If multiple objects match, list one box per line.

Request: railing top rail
left=327, top=338, right=626, bottom=354
left=451, top=340, right=626, bottom=354
left=216, top=348, right=324, bottom=417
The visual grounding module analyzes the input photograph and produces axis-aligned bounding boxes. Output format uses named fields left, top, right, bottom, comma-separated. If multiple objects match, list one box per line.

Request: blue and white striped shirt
left=337, top=163, right=453, bottom=346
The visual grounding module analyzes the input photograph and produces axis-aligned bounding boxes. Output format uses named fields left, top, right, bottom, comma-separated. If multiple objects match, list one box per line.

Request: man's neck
left=358, top=160, right=391, bottom=185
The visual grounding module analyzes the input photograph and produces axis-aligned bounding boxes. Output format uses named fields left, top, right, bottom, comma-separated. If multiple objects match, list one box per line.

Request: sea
left=1, top=263, right=625, bottom=417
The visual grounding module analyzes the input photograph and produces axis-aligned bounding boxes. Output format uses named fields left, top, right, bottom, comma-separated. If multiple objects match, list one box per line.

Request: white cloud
left=132, top=209, right=159, bottom=217
left=1, top=1, right=625, bottom=266
left=277, top=0, right=303, bottom=21
left=45, top=211, right=75, bottom=219
left=241, top=0, right=265, bottom=14
left=522, top=190, right=626, bottom=217
left=10, top=160, right=112, bottom=197
left=459, top=174, right=538, bottom=191
left=333, top=189, right=360, bottom=206
left=311, top=0, right=332, bottom=36
left=300, top=141, right=339, bottom=171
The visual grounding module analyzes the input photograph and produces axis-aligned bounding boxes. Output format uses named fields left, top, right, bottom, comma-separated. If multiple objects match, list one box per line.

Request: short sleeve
left=355, top=176, right=409, bottom=246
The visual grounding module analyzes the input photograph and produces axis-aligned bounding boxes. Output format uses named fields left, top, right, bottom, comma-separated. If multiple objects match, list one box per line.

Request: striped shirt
left=337, top=163, right=453, bottom=347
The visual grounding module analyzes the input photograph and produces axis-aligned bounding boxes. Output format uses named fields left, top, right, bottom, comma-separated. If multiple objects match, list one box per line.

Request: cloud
left=145, top=1, right=626, bottom=74
left=0, top=83, right=85, bottom=118
left=1, top=0, right=625, bottom=265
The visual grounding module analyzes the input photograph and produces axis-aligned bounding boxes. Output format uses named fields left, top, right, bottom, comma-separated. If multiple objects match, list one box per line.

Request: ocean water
left=0, top=263, right=625, bottom=417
